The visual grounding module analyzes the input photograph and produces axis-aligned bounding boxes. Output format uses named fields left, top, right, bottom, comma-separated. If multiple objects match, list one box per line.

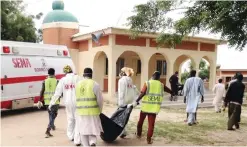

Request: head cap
left=63, top=65, right=72, bottom=73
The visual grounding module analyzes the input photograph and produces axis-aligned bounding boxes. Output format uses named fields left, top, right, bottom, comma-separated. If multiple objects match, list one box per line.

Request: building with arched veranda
left=42, top=0, right=227, bottom=102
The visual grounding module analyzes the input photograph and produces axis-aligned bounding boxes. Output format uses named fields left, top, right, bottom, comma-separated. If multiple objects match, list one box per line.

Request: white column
left=140, top=57, right=149, bottom=90
left=108, top=55, right=117, bottom=100
left=109, top=34, right=115, bottom=46
left=209, top=61, right=216, bottom=90
left=146, top=38, right=150, bottom=47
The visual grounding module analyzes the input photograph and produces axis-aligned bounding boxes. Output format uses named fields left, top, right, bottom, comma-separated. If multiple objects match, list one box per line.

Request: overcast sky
left=24, top=0, right=247, bottom=70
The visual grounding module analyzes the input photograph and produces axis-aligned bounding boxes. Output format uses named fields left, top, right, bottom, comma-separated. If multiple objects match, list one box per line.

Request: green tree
left=181, top=69, right=190, bottom=84
left=1, top=0, right=43, bottom=42
left=127, top=1, right=247, bottom=51
left=180, top=59, right=209, bottom=83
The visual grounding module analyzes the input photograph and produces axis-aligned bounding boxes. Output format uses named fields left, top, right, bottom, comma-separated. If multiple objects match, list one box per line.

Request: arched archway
left=148, top=53, right=168, bottom=84
left=115, top=51, right=142, bottom=91
left=174, top=55, right=195, bottom=84
left=93, top=51, right=108, bottom=91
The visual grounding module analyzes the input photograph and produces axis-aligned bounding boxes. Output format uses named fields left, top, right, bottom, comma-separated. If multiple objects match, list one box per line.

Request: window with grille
left=156, top=60, right=167, bottom=75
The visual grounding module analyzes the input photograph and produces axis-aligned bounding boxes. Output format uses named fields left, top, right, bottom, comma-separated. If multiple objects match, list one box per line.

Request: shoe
left=45, top=128, right=53, bottom=138
left=52, top=126, right=56, bottom=130
left=188, top=123, right=193, bottom=126
left=147, top=138, right=153, bottom=144
left=120, top=134, right=127, bottom=138
left=227, top=128, right=235, bottom=131
left=235, top=124, right=240, bottom=129
left=75, top=144, right=81, bottom=146
left=193, top=121, right=199, bottom=125
left=135, top=132, right=141, bottom=139
left=90, top=143, right=96, bottom=146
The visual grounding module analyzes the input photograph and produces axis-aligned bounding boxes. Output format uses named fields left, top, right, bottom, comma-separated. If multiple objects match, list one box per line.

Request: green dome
left=42, top=0, right=78, bottom=24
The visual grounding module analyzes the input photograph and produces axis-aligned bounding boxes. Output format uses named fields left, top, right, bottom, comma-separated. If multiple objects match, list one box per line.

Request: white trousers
left=187, top=113, right=195, bottom=124
left=65, top=105, right=80, bottom=144
left=214, top=104, right=221, bottom=112
left=81, top=135, right=97, bottom=146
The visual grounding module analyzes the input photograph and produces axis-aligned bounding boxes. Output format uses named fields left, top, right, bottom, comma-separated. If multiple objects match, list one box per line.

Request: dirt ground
left=1, top=103, right=247, bottom=146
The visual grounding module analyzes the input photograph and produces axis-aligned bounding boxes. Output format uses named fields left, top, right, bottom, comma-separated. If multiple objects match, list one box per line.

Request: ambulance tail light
left=63, top=50, right=68, bottom=56
left=3, top=46, right=10, bottom=53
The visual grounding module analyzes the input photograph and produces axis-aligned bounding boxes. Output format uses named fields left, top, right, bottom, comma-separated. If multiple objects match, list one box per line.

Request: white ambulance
left=0, top=40, right=76, bottom=110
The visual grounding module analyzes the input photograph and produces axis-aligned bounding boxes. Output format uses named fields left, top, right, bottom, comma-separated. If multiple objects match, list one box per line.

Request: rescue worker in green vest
left=40, top=68, right=60, bottom=138
left=75, top=68, right=103, bottom=146
left=129, top=71, right=172, bottom=144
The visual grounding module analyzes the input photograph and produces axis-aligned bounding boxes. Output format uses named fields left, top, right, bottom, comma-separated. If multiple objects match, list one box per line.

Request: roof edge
left=219, top=69, right=247, bottom=71
left=72, top=27, right=227, bottom=44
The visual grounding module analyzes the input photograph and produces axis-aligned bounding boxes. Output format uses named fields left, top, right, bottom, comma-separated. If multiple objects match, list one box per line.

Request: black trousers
left=228, top=103, right=241, bottom=129
left=47, top=104, right=59, bottom=129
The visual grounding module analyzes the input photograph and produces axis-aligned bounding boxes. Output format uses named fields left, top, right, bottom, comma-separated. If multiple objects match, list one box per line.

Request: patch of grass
left=126, top=108, right=247, bottom=145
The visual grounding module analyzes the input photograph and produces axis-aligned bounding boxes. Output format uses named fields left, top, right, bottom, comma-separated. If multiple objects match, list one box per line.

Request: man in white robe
left=75, top=68, right=103, bottom=146
left=183, top=70, right=204, bottom=126
left=212, top=79, right=225, bottom=113
left=118, top=67, right=139, bottom=138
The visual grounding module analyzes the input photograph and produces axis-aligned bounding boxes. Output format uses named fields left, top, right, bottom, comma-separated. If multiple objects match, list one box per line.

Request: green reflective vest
left=75, top=79, right=100, bottom=116
left=141, top=80, right=164, bottom=113
left=44, top=77, right=59, bottom=105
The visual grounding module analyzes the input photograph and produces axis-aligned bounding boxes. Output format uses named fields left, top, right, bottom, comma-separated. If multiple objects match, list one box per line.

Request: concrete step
left=162, top=97, right=214, bottom=103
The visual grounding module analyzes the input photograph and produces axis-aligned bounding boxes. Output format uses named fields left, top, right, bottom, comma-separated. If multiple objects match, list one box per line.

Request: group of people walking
left=39, top=65, right=103, bottom=146
left=212, top=72, right=245, bottom=130
left=37, top=65, right=245, bottom=146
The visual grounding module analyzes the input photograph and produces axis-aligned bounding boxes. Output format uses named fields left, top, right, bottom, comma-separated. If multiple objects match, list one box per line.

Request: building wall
left=75, top=34, right=217, bottom=98
left=68, top=48, right=79, bottom=73
left=45, top=27, right=220, bottom=101
left=43, top=28, right=79, bottom=48
left=216, top=70, right=247, bottom=91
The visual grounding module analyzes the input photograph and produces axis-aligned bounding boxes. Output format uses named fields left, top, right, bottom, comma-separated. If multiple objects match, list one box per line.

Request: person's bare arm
left=39, top=81, right=45, bottom=101
left=135, top=83, right=147, bottom=103
left=164, top=85, right=172, bottom=94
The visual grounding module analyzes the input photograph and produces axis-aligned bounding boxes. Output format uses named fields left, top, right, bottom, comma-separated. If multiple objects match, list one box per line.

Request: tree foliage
left=181, top=59, right=209, bottom=83
left=1, top=0, right=43, bottom=42
left=127, top=1, right=247, bottom=51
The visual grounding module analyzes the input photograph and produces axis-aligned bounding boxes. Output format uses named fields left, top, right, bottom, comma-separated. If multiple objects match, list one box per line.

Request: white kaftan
left=75, top=78, right=103, bottom=146
left=183, top=77, right=205, bottom=113
left=212, top=83, right=225, bottom=111
left=117, top=76, right=139, bottom=136
left=118, top=76, right=139, bottom=106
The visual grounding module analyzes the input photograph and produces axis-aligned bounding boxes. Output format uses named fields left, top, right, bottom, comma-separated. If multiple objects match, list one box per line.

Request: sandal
left=147, top=138, right=153, bottom=144
left=135, top=132, right=141, bottom=139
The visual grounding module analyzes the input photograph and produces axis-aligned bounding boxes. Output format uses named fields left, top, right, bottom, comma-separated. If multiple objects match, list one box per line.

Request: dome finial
left=52, top=0, right=64, bottom=10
